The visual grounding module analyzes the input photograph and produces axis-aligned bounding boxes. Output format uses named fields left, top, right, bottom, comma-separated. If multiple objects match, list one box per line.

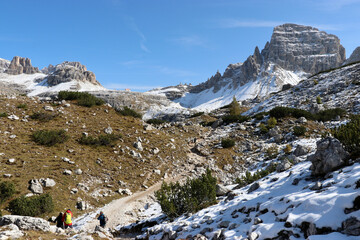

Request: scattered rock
left=117, top=188, right=132, bottom=195
left=294, top=145, right=309, bottom=156
left=342, top=217, right=360, bottom=236
left=104, top=126, right=113, bottom=134
left=310, top=181, right=322, bottom=191
left=63, top=170, right=72, bottom=175
left=44, top=106, right=54, bottom=111
left=248, top=182, right=260, bottom=193
left=0, top=215, right=50, bottom=232
left=134, top=141, right=143, bottom=151
left=276, top=160, right=292, bottom=172
left=40, top=178, right=56, bottom=188
left=216, top=184, right=230, bottom=196
left=28, top=179, right=43, bottom=194
left=75, top=169, right=83, bottom=175
left=308, top=137, right=349, bottom=176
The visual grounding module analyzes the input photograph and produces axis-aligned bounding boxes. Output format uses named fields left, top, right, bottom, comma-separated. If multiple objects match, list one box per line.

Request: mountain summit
left=150, top=24, right=346, bottom=111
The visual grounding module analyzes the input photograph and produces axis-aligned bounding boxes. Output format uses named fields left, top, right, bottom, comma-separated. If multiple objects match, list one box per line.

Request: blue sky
left=1, top=0, right=360, bottom=91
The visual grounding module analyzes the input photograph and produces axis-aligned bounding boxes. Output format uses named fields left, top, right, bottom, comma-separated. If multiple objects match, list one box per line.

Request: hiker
left=54, top=212, right=64, bottom=228
left=97, top=211, right=107, bottom=228
left=62, top=209, right=73, bottom=229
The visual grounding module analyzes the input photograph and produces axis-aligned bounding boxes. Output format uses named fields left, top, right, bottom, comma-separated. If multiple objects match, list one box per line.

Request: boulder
left=134, top=142, right=143, bottom=151
left=294, top=145, right=309, bottom=156
left=248, top=182, right=260, bottom=193
left=0, top=224, right=24, bottom=239
left=276, top=160, right=292, bottom=172
left=342, top=217, right=360, bottom=236
left=104, top=126, right=113, bottom=134
left=308, top=137, right=349, bottom=176
left=216, top=184, right=230, bottom=196
left=0, top=215, right=50, bottom=232
left=40, top=178, right=56, bottom=188
left=28, top=179, right=43, bottom=194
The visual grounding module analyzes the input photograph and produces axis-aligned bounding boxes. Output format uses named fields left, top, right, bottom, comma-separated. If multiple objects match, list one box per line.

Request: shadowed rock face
left=5, top=56, right=40, bottom=75
left=190, top=23, right=346, bottom=94
left=0, top=58, right=10, bottom=73
left=46, top=61, right=101, bottom=86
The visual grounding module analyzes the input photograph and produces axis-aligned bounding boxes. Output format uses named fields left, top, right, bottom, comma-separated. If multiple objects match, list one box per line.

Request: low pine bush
left=267, top=117, right=277, bottom=128
left=78, top=134, right=121, bottom=146
left=189, top=112, right=204, bottom=118
left=316, top=96, right=322, bottom=104
left=235, top=166, right=276, bottom=188
left=117, top=106, right=142, bottom=118
left=293, top=126, right=307, bottom=136
left=30, top=112, right=56, bottom=122
left=0, top=181, right=15, bottom=203
left=32, top=129, right=68, bottom=146
left=58, top=91, right=104, bottom=107
left=221, top=138, right=235, bottom=148
left=155, top=169, right=216, bottom=219
left=266, top=145, right=279, bottom=159
left=315, top=108, right=346, bottom=122
left=259, top=123, right=269, bottom=134
left=333, top=115, right=360, bottom=158
left=253, top=112, right=266, bottom=120
left=146, top=118, right=167, bottom=125
left=17, top=103, right=28, bottom=110
left=222, top=115, right=250, bottom=125
left=8, top=194, right=54, bottom=217
left=0, top=112, right=8, bottom=117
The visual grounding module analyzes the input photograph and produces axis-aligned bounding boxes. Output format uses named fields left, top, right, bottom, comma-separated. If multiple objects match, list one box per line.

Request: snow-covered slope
left=176, top=64, right=303, bottom=112
left=0, top=72, right=105, bottom=96
left=140, top=146, right=360, bottom=240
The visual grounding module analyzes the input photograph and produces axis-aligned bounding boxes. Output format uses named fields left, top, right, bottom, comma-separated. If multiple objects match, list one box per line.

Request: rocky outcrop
left=5, top=56, right=40, bottom=75
left=46, top=61, right=101, bottom=87
left=0, top=58, right=10, bottom=73
left=0, top=215, right=50, bottom=232
left=308, top=137, right=349, bottom=176
left=262, top=24, right=345, bottom=74
left=344, top=46, right=360, bottom=65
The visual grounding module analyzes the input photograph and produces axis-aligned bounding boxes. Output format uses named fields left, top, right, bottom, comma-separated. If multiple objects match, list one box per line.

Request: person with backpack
left=54, top=212, right=64, bottom=229
left=97, top=211, right=107, bottom=228
left=62, top=209, right=73, bottom=229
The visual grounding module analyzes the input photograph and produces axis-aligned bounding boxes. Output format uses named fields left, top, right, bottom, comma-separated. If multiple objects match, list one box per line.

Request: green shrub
left=8, top=194, right=54, bottom=217
left=315, top=108, right=346, bottom=122
left=284, top=144, right=292, bottom=154
left=222, top=115, right=250, bottom=125
left=0, top=112, right=8, bottom=118
left=293, top=126, right=307, bottom=136
left=313, top=80, right=318, bottom=85
left=189, top=112, right=204, bottom=118
left=146, top=118, right=167, bottom=125
left=200, top=121, right=215, bottom=127
left=253, top=112, right=266, bottom=120
left=267, top=117, right=277, bottom=128
left=316, top=96, right=322, bottom=104
left=155, top=169, right=216, bottom=219
left=78, top=134, right=121, bottom=146
left=259, top=123, right=269, bottom=134
left=30, top=112, right=56, bottom=122
left=229, top=96, right=241, bottom=116
left=17, top=103, right=28, bottom=110
left=58, top=91, right=104, bottom=107
left=117, top=106, right=142, bottom=118
left=235, top=166, right=276, bottom=188
left=0, top=182, right=15, bottom=203
left=266, top=145, right=279, bottom=159
left=221, top=138, right=235, bottom=148
left=269, top=106, right=313, bottom=120
left=32, top=129, right=68, bottom=146
left=333, top=115, right=360, bottom=158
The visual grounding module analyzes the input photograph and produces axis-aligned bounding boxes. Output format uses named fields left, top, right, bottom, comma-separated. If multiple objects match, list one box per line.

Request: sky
left=1, top=0, right=360, bottom=91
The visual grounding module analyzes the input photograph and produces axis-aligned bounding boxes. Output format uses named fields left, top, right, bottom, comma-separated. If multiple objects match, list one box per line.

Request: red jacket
left=62, top=210, right=73, bottom=225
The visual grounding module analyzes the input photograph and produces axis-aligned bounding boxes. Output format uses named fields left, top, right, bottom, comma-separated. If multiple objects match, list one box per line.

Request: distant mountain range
left=148, top=23, right=360, bottom=112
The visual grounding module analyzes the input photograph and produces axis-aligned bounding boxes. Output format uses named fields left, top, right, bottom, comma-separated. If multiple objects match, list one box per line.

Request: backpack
left=64, top=212, right=72, bottom=224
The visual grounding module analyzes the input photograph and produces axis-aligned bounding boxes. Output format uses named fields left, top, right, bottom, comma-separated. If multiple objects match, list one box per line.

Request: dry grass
left=0, top=96, right=188, bottom=219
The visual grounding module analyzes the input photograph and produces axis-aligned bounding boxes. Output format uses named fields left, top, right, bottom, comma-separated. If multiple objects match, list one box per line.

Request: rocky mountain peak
left=46, top=61, right=101, bottom=87
left=0, top=58, right=10, bottom=73
left=262, top=23, right=346, bottom=74
left=5, top=56, right=40, bottom=75
left=344, top=46, right=360, bottom=65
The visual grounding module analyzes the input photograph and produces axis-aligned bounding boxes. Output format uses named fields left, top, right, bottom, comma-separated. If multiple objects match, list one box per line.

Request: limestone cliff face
left=262, top=24, right=346, bottom=74
left=190, top=24, right=346, bottom=95
left=46, top=61, right=102, bottom=86
left=5, top=56, right=39, bottom=75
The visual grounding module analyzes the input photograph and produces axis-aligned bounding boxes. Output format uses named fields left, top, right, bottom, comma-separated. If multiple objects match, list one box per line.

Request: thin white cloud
left=105, top=83, right=159, bottom=91
left=171, top=36, right=205, bottom=47
left=119, top=60, right=143, bottom=66
left=124, top=16, right=150, bottom=53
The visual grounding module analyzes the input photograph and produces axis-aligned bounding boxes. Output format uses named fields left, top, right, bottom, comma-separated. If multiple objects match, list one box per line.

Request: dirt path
left=74, top=152, right=207, bottom=234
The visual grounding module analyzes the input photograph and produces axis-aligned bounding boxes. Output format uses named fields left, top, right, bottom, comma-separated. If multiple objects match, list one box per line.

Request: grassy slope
left=0, top=95, right=189, bottom=219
